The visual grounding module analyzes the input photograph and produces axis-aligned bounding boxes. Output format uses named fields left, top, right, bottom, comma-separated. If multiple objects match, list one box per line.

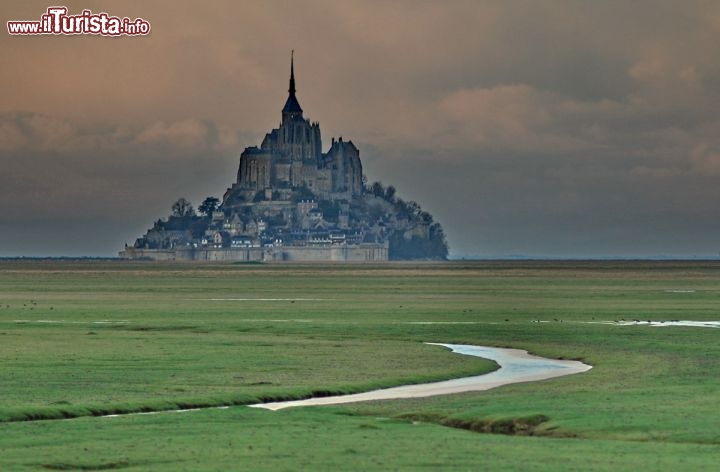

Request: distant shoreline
left=2, top=257, right=720, bottom=263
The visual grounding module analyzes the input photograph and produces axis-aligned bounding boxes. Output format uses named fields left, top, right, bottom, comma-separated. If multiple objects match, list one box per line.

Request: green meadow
left=1, top=260, right=719, bottom=470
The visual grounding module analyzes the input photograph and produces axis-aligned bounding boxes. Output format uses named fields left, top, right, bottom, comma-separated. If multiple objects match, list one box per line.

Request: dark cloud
left=2, top=0, right=720, bottom=257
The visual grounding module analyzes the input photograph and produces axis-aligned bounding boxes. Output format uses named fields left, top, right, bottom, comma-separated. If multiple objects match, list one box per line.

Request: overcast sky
left=2, top=0, right=720, bottom=257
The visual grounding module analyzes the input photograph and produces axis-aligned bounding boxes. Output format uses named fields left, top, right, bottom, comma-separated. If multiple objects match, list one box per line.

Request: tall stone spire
left=282, top=50, right=303, bottom=117
left=289, top=50, right=296, bottom=95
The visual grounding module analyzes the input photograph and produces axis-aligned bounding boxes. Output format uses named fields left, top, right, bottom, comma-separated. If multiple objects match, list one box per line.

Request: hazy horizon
left=3, top=1, right=720, bottom=258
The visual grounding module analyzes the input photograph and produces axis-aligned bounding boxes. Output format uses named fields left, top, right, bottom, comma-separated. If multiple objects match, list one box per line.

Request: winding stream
left=250, top=343, right=592, bottom=411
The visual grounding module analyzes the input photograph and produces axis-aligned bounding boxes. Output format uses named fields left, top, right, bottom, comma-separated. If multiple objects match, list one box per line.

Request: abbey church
left=222, top=53, right=363, bottom=208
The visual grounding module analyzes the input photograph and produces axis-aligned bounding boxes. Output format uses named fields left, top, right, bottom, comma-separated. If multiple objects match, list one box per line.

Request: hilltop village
left=121, top=56, right=447, bottom=262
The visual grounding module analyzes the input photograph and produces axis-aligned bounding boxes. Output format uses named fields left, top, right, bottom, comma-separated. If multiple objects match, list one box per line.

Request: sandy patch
left=614, top=320, right=720, bottom=328
left=188, top=298, right=335, bottom=301
left=11, top=320, right=129, bottom=324
left=396, top=321, right=486, bottom=325
left=574, top=320, right=720, bottom=328
left=102, top=406, right=230, bottom=419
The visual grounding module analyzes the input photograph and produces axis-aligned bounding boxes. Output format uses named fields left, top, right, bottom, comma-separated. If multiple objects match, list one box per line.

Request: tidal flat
left=1, top=260, right=719, bottom=470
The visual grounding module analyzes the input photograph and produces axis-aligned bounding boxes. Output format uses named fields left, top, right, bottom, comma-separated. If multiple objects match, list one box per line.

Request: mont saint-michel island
left=121, top=55, right=448, bottom=262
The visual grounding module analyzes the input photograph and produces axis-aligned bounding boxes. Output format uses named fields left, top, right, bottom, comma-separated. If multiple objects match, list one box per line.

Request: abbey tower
left=222, top=52, right=363, bottom=209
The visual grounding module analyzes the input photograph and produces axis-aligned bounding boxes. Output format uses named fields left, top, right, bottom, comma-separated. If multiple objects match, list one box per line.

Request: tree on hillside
left=388, top=223, right=449, bottom=260
left=171, top=198, right=195, bottom=218
left=384, top=185, right=396, bottom=203
left=407, top=201, right=421, bottom=217
left=198, top=197, right=220, bottom=217
left=370, top=181, right=384, bottom=198
left=318, top=200, right=341, bottom=222
left=420, top=211, right=433, bottom=223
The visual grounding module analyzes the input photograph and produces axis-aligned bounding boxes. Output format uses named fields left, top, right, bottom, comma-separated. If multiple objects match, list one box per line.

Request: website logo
left=8, top=6, right=151, bottom=36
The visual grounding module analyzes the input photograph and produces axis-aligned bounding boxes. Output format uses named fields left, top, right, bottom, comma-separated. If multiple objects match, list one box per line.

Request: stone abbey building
left=222, top=53, right=363, bottom=208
